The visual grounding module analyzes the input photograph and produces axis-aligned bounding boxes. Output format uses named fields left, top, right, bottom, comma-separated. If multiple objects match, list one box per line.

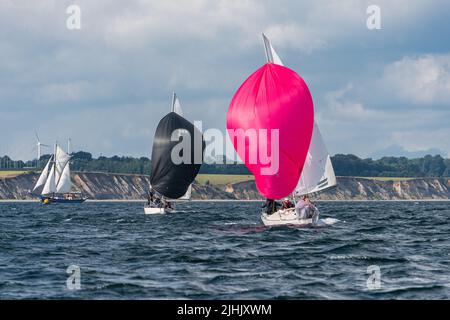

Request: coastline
left=1, top=172, right=448, bottom=202
left=0, top=199, right=449, bottom=203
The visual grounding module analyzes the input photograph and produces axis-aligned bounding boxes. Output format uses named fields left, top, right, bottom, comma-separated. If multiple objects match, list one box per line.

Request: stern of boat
left=144, top=206, right=169, bottom=215
left=261, top=208, right=314, bottom=226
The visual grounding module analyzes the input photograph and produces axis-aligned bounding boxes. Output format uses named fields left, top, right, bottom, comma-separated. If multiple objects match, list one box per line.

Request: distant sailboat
left=33, top=142, right=86, bottom=204
left=144, top=93, right=204, bottom=214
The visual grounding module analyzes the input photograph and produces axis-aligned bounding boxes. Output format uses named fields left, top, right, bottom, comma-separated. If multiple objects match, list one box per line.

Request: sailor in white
left=295, top=195, right=316, bottom=219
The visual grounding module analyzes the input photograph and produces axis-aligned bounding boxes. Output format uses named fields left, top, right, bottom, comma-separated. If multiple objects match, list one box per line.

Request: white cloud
left=37, top=82, right=90, bottom=104
left=382, top=54, right=450, bottom=104
left=321, top=84, right=381, bottom=121
left=317, top=83, right=450, bottom=157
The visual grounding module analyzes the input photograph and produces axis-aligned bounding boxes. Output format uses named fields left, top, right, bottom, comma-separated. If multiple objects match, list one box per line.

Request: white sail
left=294, top=123, right=337, bottom=196
left=262, top=34, right=337, bottom=195
left=179, top=184, right=192, bottom=200
left=262, top=33, right=283, bottom=65
left=56, top=162, right=71, bottom=193
left=172, top=92, right=190, bottom=139
left=33, top=156, right=52, bottom=192
left=172, top=92, right=183, bottom=116
left=41, top=165, right=56, bottom=195
left=55, top=145, right=70, bottom=184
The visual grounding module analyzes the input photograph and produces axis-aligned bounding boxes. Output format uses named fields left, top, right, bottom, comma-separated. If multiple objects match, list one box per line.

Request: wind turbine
left=34, top=131, right=50, bottom=166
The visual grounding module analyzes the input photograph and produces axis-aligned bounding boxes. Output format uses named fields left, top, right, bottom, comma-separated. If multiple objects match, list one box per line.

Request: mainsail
left=172, top=92, right=183, bottom=116
left=150, top=94, right=205, bottom=199
left=262, top=33, right=283, bottom=65
left=294, top=123, right=337, bottom=195
left=263, top=34, right=337, bottom=196
left=56, top=163, right=71, bottom=194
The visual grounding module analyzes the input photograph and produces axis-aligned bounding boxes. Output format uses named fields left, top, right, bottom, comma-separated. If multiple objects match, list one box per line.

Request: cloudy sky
left=1, top=0, right=449, bottom=160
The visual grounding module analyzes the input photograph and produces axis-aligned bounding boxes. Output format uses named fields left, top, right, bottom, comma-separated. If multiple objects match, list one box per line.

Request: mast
left=53, top=142, right=57, bottom=197
left=67, top=138, right=71, bottom=155
left=52, top=141, right=56, bottom=178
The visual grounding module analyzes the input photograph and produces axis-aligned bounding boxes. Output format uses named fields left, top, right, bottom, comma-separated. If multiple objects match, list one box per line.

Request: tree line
left=1, top=152, right=449, bottom=177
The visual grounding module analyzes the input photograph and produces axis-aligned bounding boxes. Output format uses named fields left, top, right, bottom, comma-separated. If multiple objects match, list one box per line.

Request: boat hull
left=41, top=196, right=87, bottom=204
left=144, top=206, right=173, bottom=215
left=261, top=208, right=317, bottom=226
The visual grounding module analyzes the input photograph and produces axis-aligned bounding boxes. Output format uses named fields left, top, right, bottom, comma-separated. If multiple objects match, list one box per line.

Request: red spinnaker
left=227, top=63, right=314, bottom=199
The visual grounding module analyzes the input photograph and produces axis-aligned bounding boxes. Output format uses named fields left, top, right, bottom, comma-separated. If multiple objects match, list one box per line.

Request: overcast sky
left=1, top=0, right=449, bottom=160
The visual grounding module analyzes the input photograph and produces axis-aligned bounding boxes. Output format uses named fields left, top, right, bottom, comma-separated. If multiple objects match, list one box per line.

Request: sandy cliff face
left=72, top=172, right=152, bottom=199
left=0, top=172, right=153, bottom=200
left=315, top=177, right=450, bottom=200
left=225, top=177, right=450, bottom=200
left=0, top=172, right=448, bottom=200
left=0, top=173, right=37, bottom=199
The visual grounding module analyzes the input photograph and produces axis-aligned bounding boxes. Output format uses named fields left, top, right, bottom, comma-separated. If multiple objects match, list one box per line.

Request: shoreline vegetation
left=1, top=152, right=450, bottom=178
left=1, top=170, right=447, bottom=182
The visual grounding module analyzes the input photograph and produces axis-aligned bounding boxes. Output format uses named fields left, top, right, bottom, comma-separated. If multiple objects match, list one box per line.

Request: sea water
left=0, top=201, right=449, bottom=299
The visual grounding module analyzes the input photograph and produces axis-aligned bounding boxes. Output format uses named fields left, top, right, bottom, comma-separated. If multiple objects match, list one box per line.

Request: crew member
left=262, top=199, right=280, bottom=215
left=147, top=189, right=155, bottom=205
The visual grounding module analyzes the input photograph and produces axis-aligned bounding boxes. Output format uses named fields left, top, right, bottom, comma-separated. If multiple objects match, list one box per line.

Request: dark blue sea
left=0, top=201, right=449, bottom=299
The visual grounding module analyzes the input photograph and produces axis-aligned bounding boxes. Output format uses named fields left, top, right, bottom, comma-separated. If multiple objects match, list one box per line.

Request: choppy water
left=0, top=201, right=449, bottom=299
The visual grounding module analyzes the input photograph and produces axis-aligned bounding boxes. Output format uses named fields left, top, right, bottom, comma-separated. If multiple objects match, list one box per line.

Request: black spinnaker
left=150, top=111, right=204, bottom=199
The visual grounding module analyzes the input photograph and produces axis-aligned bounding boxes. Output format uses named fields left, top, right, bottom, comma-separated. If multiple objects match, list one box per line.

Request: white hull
left=144, top=206, right=173, bottom=215
left=261, top=208, right=317, bottom=227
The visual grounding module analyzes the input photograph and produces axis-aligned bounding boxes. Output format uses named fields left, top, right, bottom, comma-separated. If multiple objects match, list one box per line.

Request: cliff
left=315, top=177, right=450, bottom=200
left=0, top=172, right=449, bottom=200
left=222, top=177, right=450, bottom=200
left=0, top=172, right=153, bottom=200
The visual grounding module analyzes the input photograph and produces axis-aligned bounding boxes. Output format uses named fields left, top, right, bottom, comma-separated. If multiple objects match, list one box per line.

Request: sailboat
left=32, top=142, right=87, bottom=204
left=260, top=34, right=337, bottom=226
left=144, top=93, right=204, bottom=214
left=227, top=34, right=336, bottom=226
